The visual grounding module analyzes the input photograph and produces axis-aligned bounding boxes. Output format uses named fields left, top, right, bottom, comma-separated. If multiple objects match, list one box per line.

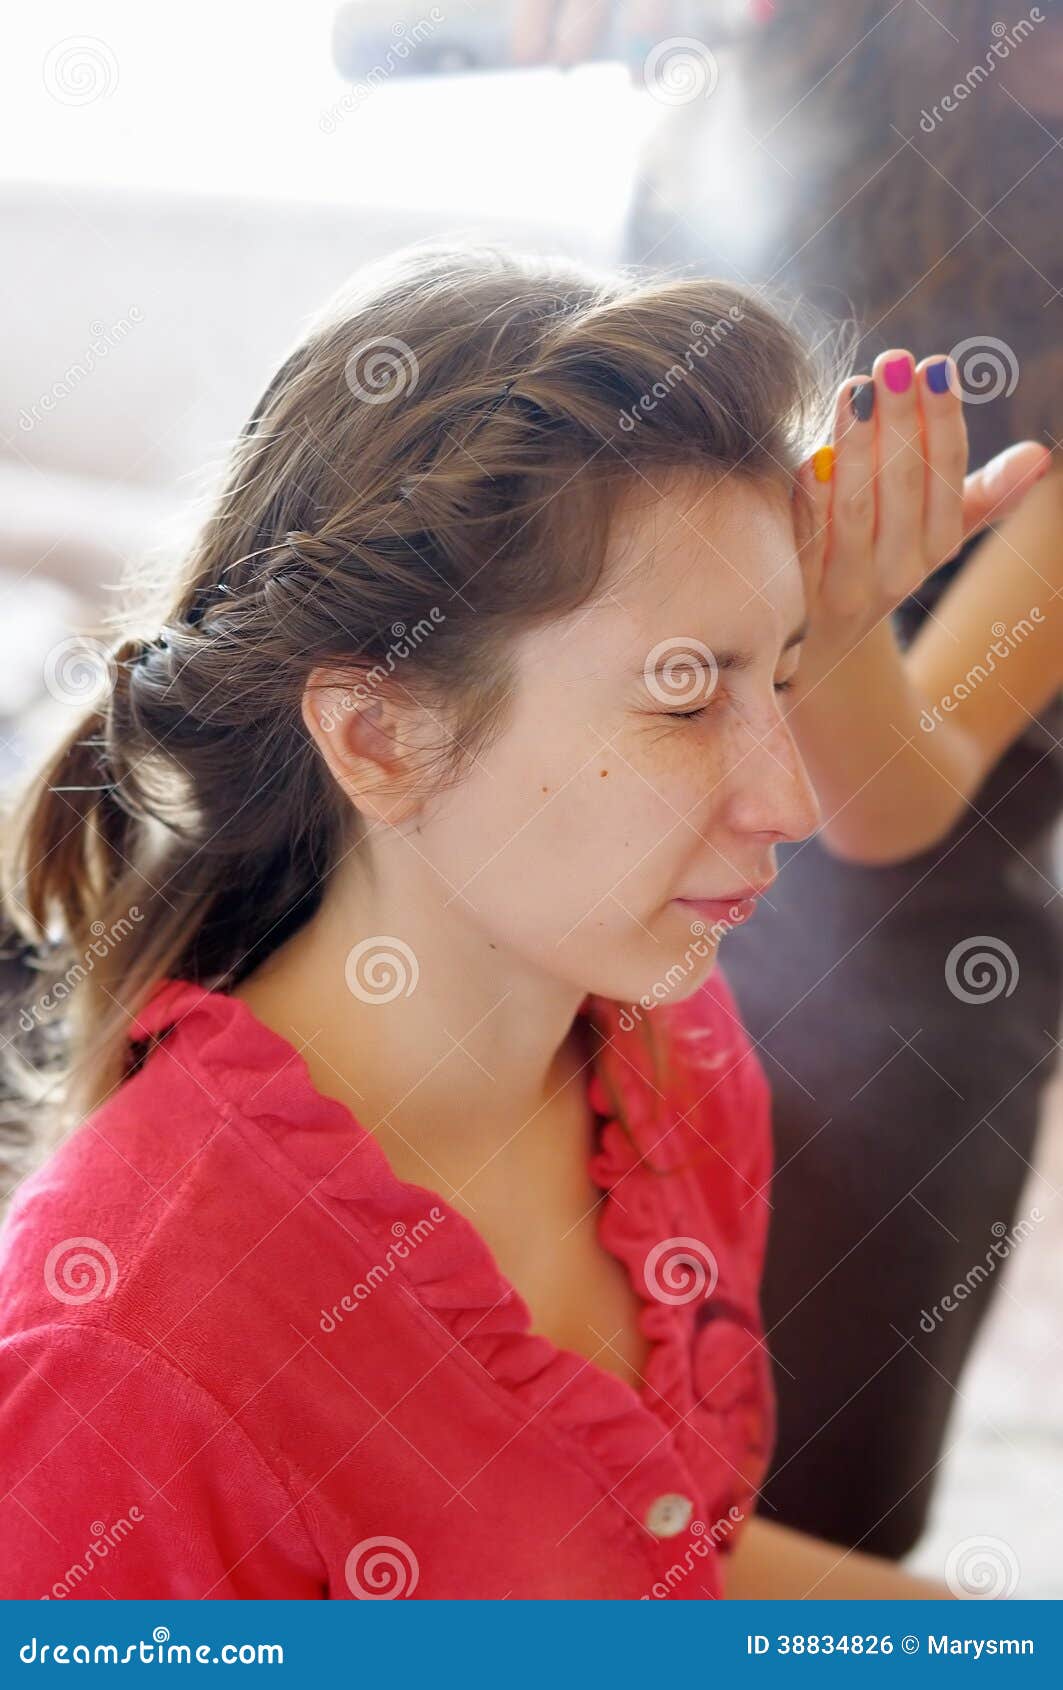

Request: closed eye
left=669, top=675, right=797, bottom=721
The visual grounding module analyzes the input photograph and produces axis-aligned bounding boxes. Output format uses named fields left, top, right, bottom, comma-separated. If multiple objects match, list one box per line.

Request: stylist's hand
left=792, top=349, right=1052, bottom=660
left=507, top=0, right=682, bottom=70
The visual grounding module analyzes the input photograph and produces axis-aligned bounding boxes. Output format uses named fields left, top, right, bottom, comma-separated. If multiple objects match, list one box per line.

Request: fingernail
left=850, top=380, right=875, bottom=421
left=925, top=358, right=952, bottom=395
left=812, top=445, right=835, bottom=483
left=884, top=355, right=912, bottom=393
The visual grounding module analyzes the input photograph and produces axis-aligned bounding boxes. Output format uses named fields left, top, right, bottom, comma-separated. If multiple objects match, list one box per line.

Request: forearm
left=723, top=1516, right=952, bottom=1600
left=905, top=468, right=1063, bottom=773
left=790, top=616, right=982, bottom=865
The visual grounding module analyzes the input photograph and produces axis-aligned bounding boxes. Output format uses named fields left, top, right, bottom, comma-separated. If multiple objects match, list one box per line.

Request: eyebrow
left=639, top=616, right=811, bottom=678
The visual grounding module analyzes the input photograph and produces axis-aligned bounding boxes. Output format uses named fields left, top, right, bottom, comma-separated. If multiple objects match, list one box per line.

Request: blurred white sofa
left=0, top=179, right=620, bottom=777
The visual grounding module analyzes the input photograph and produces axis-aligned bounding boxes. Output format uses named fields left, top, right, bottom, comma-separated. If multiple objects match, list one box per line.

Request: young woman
left=0, top=243, right=1048, bottom=1599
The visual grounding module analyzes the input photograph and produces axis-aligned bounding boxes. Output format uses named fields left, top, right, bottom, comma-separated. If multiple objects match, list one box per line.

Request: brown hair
left=1, top=239, right=843, bottom=1164
left=737, top=0, right=1062, bottom=466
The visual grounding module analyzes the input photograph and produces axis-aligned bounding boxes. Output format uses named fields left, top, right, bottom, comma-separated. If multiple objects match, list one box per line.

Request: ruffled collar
left=124, top=974, right=742, bottom=1544
left=127, top=976, right=688, bottom=1196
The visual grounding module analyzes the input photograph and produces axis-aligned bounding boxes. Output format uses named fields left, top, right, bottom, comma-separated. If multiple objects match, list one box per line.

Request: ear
left=301, top=665, right=428, bottom=828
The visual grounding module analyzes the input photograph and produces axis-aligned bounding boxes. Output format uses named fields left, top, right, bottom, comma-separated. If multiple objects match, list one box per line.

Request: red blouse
left=0, top=969, right=774, bottom=1600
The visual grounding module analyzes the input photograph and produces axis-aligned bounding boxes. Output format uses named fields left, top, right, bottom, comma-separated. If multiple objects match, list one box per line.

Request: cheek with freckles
left=532, top=728, right=727, bottom=938
left=621, top=713, right=733, bottom=835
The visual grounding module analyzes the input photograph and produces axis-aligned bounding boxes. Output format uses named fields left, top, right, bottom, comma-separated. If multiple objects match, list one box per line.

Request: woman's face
left=404, top=470, right=822, bottom=1011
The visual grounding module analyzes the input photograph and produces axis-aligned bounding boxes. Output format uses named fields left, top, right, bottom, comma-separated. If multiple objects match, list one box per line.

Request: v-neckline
left=128, top=977, right=696, bottom=1434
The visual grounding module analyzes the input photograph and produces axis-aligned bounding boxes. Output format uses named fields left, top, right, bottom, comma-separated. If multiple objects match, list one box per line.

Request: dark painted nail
left=926, top=358, right=951, bottom=395
left=850, top=380, right=875, bottom=421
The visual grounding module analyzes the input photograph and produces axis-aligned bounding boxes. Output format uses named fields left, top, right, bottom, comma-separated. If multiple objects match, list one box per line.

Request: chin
left=602, top=930, right=721, bottom=1021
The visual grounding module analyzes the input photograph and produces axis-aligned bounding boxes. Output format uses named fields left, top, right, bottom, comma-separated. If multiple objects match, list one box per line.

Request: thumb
left=961, top=440, right=1052, bottom=539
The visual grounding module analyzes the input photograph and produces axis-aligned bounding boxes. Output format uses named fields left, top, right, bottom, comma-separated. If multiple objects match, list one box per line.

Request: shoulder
left=0, top=1000, right=334, bottom=1595
left=0, top=975, right=372, bottom=1347
left=0, top=1319, right=325, bottom=1597
left=0, top=979, right=346, bottom=1451
left=0, top=1043, right=268, bottom=1349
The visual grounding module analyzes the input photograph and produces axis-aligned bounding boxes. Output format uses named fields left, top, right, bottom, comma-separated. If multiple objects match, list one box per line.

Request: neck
left=228, top=861, right=594, bottom=1194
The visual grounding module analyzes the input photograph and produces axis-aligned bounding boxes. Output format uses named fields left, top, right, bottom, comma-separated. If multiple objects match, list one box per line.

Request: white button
left=644, top=1492, right=694, bottom=1538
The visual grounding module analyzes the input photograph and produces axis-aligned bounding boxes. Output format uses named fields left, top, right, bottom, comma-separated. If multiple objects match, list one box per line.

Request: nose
left=723, top=708, right=822, bottom=846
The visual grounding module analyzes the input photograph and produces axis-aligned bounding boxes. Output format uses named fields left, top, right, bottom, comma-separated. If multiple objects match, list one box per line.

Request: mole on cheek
left=599, top=768, right=608, bottom=777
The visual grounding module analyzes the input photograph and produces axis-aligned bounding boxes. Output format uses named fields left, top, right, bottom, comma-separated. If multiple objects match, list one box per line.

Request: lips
left=677, top=880, right=774, bottom=904
left=673, top=882, right=774, bottom=928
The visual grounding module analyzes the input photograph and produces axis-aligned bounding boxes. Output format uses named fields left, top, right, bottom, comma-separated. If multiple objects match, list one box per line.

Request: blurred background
left=1, top=0, right=1060, bottom=1597
left=0, top=0, right=657, bottom=783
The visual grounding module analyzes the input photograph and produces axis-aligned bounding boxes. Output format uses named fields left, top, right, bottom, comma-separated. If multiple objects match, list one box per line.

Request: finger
left=918, top=354, right=968, bottom=567
left=871, top=348, right=925, bottom=598
left=793, top=451, right=832, bottom=609
left=821, top=376, right=876, bottom=618
left=961, top=440, right=1053, bottom=537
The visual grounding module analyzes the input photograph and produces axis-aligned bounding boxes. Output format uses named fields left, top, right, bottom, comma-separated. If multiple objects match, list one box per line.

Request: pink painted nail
left=884, top=355, right=912, bottom=394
